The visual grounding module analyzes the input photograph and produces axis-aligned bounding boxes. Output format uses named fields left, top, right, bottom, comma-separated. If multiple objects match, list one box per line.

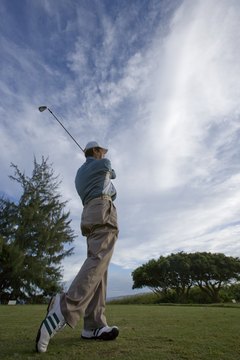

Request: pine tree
left=0, top=157, right=75, bottom=303
left=0, top=198, right=23, bottom=302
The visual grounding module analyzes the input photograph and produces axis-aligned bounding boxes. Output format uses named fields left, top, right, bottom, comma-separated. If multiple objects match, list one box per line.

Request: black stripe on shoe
left=82, top=327, right=119, bottom=341
left=93, top=327, right=103, bottom=337
left=52, top=312, right=60, bottom=324
left=48, top=315, right=57, bottom=330
left=44, top=318, right=53, bottom=336
left=97, top=327, right=119, bottom=340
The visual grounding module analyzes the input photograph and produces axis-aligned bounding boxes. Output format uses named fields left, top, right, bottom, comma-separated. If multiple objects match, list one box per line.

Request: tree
left=166, top=252, right=193, bottom=302
left=132, top=256, right=173, bottom=296
left=189, top=252, right=240, bottom=302
left=0, top=198, right=23, bottom=302
left=132, top=253, right=193, bottom=302
left=0, top=157, right=75, bottom=302
left=132, top=252, right=240, bottom=304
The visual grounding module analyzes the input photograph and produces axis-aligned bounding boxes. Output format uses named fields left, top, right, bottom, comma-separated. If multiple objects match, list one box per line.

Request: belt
left=84, top=195, right=112, bottom=206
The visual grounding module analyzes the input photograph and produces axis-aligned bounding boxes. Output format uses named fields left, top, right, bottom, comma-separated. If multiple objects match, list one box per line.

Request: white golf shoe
left=81, top=325, right=119, bottom=340
left=36, top=294, right=66, bottom=353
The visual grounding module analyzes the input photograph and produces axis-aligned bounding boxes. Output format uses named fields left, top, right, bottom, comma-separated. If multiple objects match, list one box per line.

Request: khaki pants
left=61, top=197, right=118, bottom=329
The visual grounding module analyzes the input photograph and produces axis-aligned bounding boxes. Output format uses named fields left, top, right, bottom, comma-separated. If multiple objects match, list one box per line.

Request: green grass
left=1, top=304, right=240, bottom=359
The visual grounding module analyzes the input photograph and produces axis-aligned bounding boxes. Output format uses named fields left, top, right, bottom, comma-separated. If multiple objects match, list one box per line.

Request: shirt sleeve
left=102, top=159, right=116, bottom=178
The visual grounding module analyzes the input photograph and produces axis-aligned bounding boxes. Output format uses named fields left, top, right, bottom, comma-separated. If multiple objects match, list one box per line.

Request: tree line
left=132, top=252, right=240, bottom=303
left=0, top=157, right=75, bottom=304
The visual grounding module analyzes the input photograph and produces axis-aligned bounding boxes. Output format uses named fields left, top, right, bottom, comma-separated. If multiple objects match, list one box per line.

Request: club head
left=38, top=106, right=47, bottom=112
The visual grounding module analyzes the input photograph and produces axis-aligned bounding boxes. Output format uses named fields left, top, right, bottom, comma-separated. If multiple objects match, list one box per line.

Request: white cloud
left=108, top=0, right=240, bottom=270
left=141, top=0, right=240, bottom=188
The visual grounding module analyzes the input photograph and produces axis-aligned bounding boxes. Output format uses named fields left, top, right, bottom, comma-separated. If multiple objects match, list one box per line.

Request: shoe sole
left=35, top=320, right=45, bottom=353
left=35, top=296, right=55, bottom=353
left=81, top=327, right=119, bottom=341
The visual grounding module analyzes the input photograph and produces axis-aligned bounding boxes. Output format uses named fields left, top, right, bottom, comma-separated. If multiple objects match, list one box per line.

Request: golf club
left=38, top=106, right=84, bottom=152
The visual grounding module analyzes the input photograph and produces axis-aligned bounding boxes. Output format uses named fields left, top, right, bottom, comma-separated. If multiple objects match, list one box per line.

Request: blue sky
left=1, top=0, right=240, bottom=298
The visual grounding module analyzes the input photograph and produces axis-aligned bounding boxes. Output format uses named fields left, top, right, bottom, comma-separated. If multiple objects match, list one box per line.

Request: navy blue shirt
left=75, top=157, right=117, bottom=205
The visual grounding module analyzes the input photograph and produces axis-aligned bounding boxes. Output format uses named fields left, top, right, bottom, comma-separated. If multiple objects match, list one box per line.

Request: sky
left=1, top=0, right=240, bottom=298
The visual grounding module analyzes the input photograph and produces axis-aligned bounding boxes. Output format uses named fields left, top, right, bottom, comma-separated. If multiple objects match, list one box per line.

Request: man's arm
left=102, top=158, right=116, bottom=179
left=110, top=169, right=116, bottom=179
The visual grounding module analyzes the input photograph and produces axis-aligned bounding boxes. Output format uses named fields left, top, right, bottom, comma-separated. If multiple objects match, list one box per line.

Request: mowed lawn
left=0, top=304, right=240, bottom=360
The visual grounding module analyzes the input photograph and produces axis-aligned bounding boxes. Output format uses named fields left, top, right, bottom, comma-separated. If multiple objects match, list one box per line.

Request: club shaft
left=47, top=108, right=84, bottom=152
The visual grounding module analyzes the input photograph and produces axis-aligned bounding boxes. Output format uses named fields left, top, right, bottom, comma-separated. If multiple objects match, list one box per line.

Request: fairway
left=1, top=304, right=240, bottom=360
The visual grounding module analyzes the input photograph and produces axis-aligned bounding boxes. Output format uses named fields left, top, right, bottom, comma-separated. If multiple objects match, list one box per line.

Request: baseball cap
left=84, top=141, right=108, bottom=154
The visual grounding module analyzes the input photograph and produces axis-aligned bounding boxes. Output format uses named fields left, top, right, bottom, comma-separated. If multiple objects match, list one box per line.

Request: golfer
left=36, top=141, right=119, bottom=353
